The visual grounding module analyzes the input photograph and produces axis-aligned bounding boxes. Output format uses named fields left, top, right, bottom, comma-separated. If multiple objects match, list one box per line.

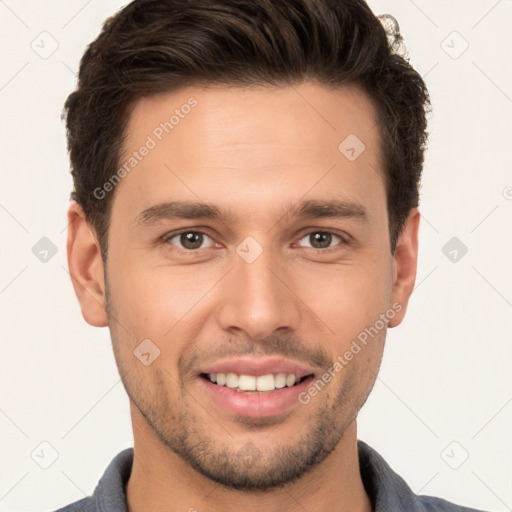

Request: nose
left=215, top=245, right=301, bottom=340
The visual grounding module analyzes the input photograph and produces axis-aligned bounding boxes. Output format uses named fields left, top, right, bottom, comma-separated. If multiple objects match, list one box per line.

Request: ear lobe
left=388, top=208, right=420, bottom=328
left=66, top=202, right=108, bottom=327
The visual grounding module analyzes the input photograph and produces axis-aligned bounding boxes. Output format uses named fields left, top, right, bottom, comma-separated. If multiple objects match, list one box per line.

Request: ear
left=66, top=202, right=108, bottom=327
left=388, top=207, right=420, bottom=328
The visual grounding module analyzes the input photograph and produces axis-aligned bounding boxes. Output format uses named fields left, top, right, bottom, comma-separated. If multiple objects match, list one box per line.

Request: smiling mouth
left=200, top=372, right=314, bottom=393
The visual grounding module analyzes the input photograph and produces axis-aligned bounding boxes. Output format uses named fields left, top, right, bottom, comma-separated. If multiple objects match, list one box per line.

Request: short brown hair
left=63, top=0, right=431, bottom=258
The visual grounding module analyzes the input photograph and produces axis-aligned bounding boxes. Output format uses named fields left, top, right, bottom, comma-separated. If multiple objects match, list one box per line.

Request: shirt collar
left=357, top=439, right=424, bottom=510
left=89, top=441, right=445, bottom=511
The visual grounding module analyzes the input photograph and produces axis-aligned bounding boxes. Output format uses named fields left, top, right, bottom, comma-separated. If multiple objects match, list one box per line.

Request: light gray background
left=0, top=1, right=511, bottom=510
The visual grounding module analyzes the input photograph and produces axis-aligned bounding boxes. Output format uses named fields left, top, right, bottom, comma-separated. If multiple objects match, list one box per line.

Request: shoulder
left=357, top=440, right=494, bottom=512
left=50, top=447, right=133, bottom=512
left=51, top=497, right=95, bottom=512
left=416, top=495, right=491, bottom=512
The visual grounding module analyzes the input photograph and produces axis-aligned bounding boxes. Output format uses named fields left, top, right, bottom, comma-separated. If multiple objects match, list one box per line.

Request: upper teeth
left=207, top=372, right=301, bottom=392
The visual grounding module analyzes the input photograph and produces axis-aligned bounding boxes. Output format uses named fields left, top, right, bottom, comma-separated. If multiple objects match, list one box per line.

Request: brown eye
left=297, top=231, right=343, bottom=250
left=166, top=231, right=213, bottom=250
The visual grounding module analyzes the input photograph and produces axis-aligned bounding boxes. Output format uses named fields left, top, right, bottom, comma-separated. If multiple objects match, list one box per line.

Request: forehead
left=124, top=82, right=381, bottom=159
left=113, top=82, right=385, bottom=227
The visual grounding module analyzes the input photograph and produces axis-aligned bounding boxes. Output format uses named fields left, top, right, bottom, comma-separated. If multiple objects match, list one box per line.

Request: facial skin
left=67, top=82, right=419, bottom=512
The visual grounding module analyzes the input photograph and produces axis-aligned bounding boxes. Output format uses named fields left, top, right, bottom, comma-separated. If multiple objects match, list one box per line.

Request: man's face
left=93, top=83, right=410, bottom=489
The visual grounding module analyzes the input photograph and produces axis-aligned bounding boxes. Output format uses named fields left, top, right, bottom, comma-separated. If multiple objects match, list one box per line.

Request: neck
left=126, top=408, right=371, bottom=512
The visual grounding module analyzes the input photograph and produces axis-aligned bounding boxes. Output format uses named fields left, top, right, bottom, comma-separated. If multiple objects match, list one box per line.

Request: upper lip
left=197, top=357, right=316, bottom=379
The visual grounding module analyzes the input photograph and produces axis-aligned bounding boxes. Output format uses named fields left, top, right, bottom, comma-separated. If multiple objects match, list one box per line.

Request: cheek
left=107, top=254, right=218, bottom=340
left=296, top=258, right=392, bottom=341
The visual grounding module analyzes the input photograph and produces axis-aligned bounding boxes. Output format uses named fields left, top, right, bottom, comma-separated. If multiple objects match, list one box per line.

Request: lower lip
left=198, top=375, right=314, bottom=418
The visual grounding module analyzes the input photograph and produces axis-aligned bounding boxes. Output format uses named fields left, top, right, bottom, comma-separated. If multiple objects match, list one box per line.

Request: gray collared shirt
left=53, top=440, right=489, bottom=511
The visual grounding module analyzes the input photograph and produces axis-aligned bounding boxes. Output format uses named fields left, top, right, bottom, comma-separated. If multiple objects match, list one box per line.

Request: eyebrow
left=135, top=198, right=368, bottom=226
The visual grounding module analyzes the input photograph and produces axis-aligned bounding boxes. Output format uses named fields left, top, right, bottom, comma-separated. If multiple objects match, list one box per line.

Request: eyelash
left=162, top=228, right=349, bottom=254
